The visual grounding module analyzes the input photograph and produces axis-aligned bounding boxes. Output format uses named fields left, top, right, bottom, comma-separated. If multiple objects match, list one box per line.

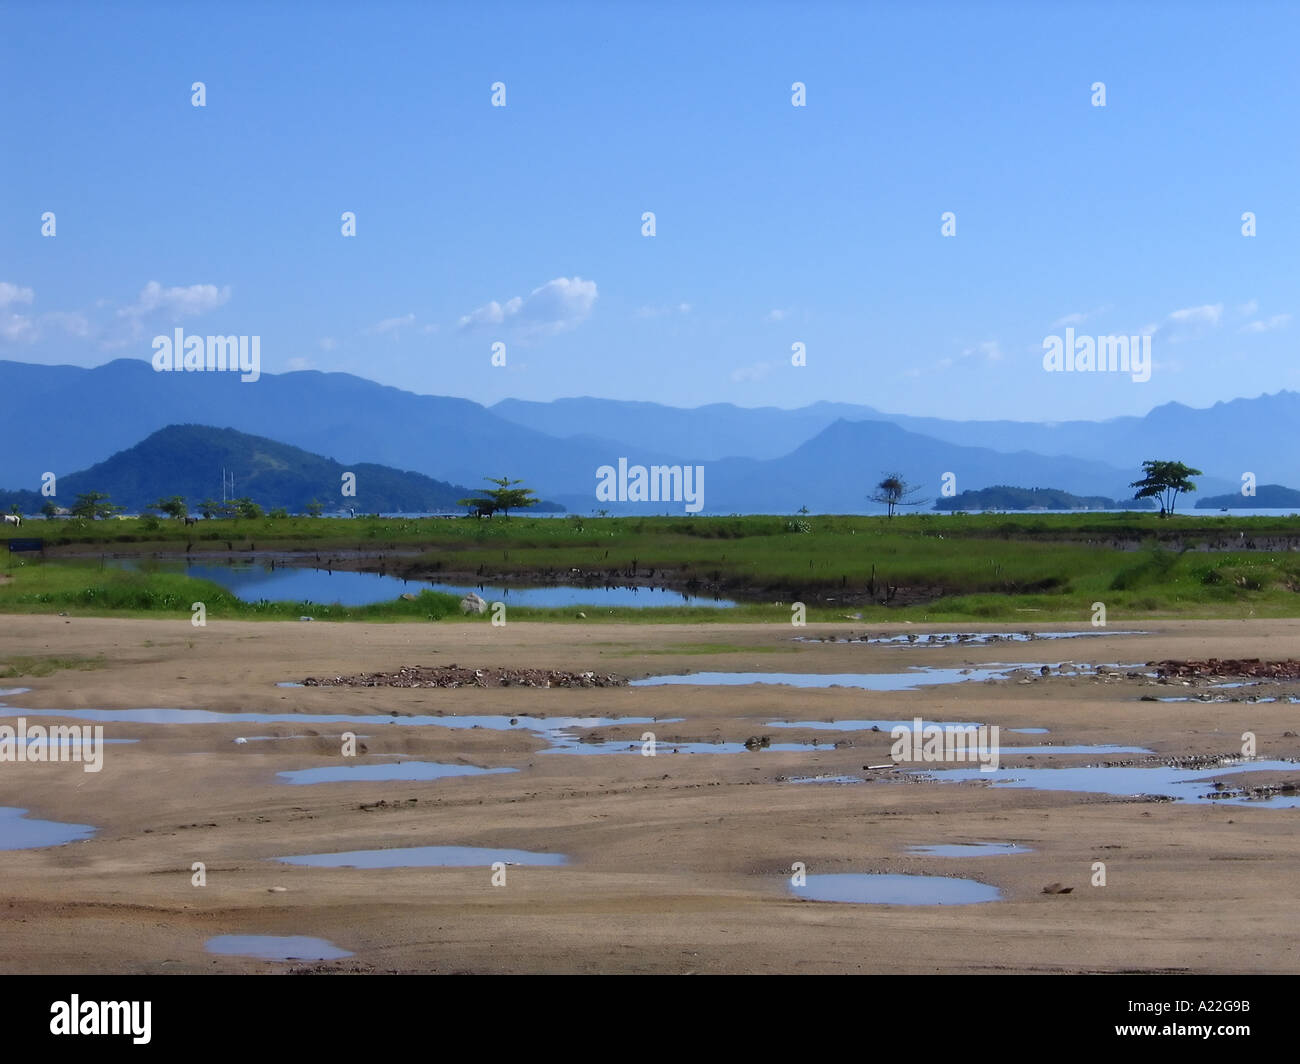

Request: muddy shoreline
left=3, top=616, right=1300, bottom=974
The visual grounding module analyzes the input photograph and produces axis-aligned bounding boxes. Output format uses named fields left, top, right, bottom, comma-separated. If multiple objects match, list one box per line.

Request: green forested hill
left=0, top=424, right=561, bottom=514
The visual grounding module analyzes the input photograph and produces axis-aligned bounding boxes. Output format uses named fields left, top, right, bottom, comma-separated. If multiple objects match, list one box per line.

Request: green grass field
left=4, top=511, right=1299, bottom=622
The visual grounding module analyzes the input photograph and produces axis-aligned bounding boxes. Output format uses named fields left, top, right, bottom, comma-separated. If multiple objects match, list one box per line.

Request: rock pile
left=302, top=664, right=627, bottom=688
left=1149, top=658, right=1300, bottom=680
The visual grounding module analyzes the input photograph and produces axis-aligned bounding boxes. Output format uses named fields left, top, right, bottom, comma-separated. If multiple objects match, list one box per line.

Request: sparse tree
left=198, top=498, right=220, bottom=520
left=70, top=491, right=122, bottom=520
left=305, top=499, right=324, bottom=518
left=41, top=500, right=58, bottom=520
left=869, top=473, right=924, bottom=518
left=481, top=475, right=538, bottom=518
left=151, top=496, right=188, bottom=520
left=459, top=496, right=497, bottom=519
left=232, top=496, right=262, bottom=520
left=1131, top=459, right=1202, bottom=516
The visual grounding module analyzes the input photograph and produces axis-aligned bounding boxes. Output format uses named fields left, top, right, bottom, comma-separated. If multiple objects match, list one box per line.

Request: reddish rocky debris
left=301, top=664, right=628, bottom=688
left=1148, top=658, right=1300, bottom=680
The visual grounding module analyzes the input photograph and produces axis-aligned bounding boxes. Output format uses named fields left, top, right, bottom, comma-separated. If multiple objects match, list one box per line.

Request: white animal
left=3, top=514, right=21, bottom=527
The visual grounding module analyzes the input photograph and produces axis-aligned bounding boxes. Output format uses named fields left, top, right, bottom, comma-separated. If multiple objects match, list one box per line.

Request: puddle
left=637, top=663, right=1151, bottom=690
left=636, top=666, right=1019, bottom=690
left=204, top=935, right=353, bottom=961
left=236, top=734, right=370, bottom=743
left=923, top=759, right=1300, bottom=806
left=800, top=630, right=1146, bottom=646
left=543, top=739, right=827, bottom=755
left=0, top=688, right=32, bottom=697
left=787, top=774, right=862, bottom=784
left=790, top=873, right=1001, bottom=905
left=1154, top=695, right=1300, bottom=704
left=768, top=718, right=984, bottom=731
left=764, top=719, right=1141, bottom=756
left=0, top=706, right=670, bottom=744
left=0, top=706, right=666, bottom=731
left=277, top=762, right=518, bottom=784
left=906, top=843, right=1031, bottom=857
left=277, top=845, right=568, bottom=868
left=0, top=807, right=96, bottom=850
left=1003, top=745, right=1152, bottom=756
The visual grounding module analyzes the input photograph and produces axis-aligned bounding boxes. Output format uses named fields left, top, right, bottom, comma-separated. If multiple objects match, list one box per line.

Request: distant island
left=1195, top=484, right=1300, bottom=509
left=933, top=486, right=1157, bottom=512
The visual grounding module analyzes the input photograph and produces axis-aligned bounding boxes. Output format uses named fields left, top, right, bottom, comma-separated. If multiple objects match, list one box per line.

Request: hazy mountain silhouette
left=0, top=358, right=1258, bottom=512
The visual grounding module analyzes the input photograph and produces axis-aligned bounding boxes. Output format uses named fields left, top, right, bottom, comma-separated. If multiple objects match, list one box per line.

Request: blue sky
left=3, top=0, right=1298, bottom=420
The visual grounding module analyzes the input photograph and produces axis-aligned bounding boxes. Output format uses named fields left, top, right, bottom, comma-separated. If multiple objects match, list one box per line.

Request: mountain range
left=2, top=358, right=1284, bottom=513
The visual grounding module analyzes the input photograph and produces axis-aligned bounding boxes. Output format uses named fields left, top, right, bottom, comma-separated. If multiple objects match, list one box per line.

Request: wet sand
left=1, top=614, right=1298, bottom=974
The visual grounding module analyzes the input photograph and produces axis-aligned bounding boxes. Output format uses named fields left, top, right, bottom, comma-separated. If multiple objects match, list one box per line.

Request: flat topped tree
left=1131, top=459, right=1202, bottom=516
left=479, top=476, right=538, bottom=518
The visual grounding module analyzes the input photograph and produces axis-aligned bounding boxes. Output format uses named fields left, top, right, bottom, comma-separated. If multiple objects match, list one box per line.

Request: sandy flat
left=1, top=614, right=1297, bottom=974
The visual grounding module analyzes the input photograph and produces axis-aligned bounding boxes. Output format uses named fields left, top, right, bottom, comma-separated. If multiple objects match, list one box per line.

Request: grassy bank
left=3, top=521, right=1300, bottom=622
left=11, top=510, right=1300, bottom=553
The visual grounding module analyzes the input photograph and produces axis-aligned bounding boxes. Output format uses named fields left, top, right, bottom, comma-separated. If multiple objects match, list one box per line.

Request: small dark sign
left=7, top=538, right=44, bottom=553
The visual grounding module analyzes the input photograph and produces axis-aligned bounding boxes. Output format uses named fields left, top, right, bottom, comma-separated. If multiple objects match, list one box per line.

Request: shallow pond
left=204, top=935, right=352, bottom=961
left=924, top=759, right=1300, bottom=807
left=277, top=845, right=568, bottom=868
left=789, top=873, right=1001, bottom=905
left=110, top=560, right=735, bottom=608
left=277, top=761, right=518, bottom=785
left=0, top=806, right=95, bottom=850
left=801, top=630, right=1147, bottom=647
left=906, top=843, right=1031, bottom=857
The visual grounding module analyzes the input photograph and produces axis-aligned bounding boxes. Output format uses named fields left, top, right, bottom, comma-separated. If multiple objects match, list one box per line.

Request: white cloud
left=458, top=276, right=597, bottom=336
left=960, top=340, right=1002, bottom=361
left=118, top=280, right=231, bottom=319
left=44, top=310, right=91, bottom=338
left=0, top=313, right=36, bottom=342
left=460, top=299, right=512, bottom=328
left=731, top=360, right=774, bottom=383
left=0, top=302, right=90, bottom=344
left=903, top=355, right=955, bottom=377
left=636, top=302, right=692, bottom=319
left=367, top=313, right=417, bottom=336
left=1241, top=313, right=1291, bottom=333
left=0, top=282, right=34, bottom=308
left=1166, top=303, right=1222, bottom=327
left=1050, top=312, right=1086, bottom=328
left=1049, top=305, right=1110, bottom=329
